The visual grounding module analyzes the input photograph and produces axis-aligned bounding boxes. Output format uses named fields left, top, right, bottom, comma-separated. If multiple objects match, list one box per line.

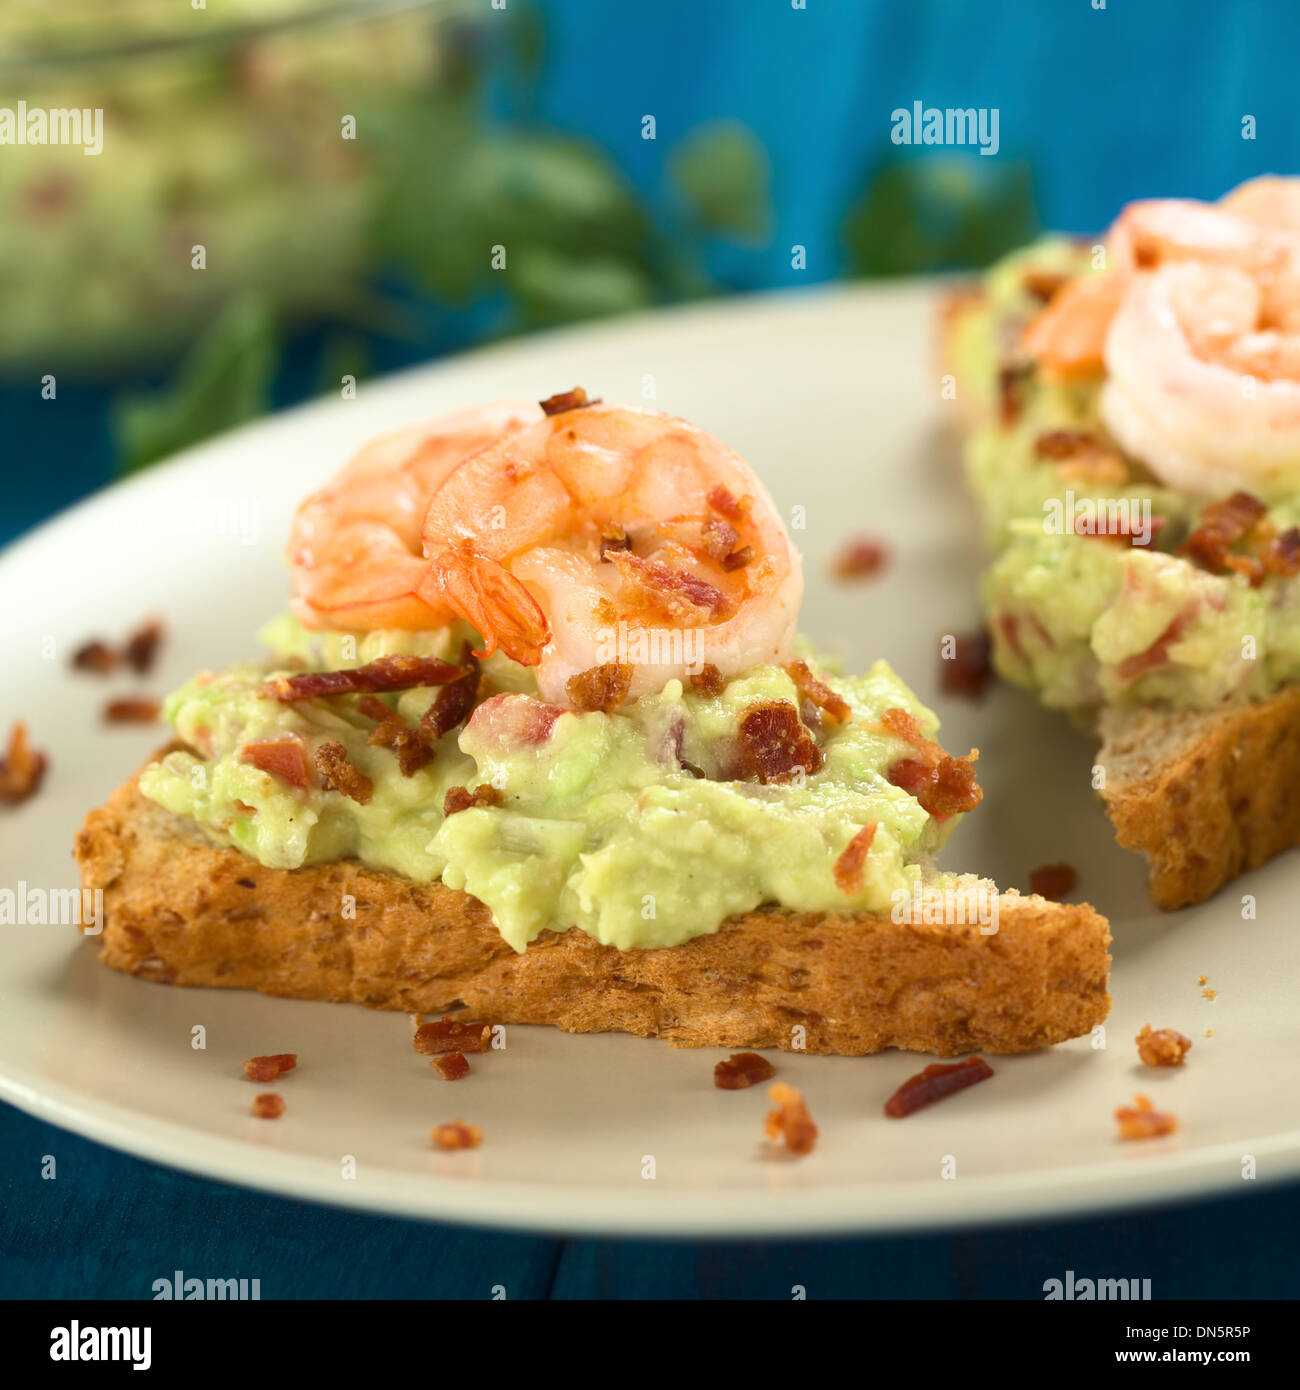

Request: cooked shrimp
left=418, top=401, right=803, bottom=702
left=1025, top=177, right=1300, bottom=378
left=288, top=400, right=540, bottom=630
left=1101, top=259, right=1300, bottom=495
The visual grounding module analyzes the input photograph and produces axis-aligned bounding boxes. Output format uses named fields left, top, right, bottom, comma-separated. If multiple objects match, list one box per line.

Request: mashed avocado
left=140, top=620, right=966, bottom=953
left=961, top=238, right=1300, bottom=711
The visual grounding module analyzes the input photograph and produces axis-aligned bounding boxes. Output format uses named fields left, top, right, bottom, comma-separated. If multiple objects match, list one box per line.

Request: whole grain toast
left=74, top=762, right=1112, bottom=1057
left=1097, top=685, right=1300, bottom=910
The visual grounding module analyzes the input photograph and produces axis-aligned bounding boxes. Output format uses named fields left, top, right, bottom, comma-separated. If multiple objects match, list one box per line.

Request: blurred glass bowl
left=0, top=0, right=450, bottom=371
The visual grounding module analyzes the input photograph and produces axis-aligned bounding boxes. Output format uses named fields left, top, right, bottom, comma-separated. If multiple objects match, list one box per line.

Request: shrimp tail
left=422, top=547, right=550, bottom=665
left=1022, top=270, right=1132, bottom=379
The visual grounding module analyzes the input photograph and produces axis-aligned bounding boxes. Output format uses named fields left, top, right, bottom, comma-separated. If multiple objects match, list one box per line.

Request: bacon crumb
left=1115, top=1093, right=1177, bottom=1141
left=785, top=659, right=851, bottom=726
left=1179, top=491, right=1271, bottom=583
left=998, top=362, right=1035, bottom=425
left=252, top=1093, right=285, bottom=1119
left=714, top=1052, right=775, bottom=1090
left=884, top=1056, right=994, bottom=1118
left=879, top=707, right=981, bottom=819
left=833, top=823, right=878, bottom=894
left=71, top=640, right=118, bottom=673
left=244, top=1054, right=297, bottom=1082
left=443, top=784, right=503, bottom=816
left=730, top=700, right=824, bottom=783
left=1028, top=862, right=1077, bottom=901
left=940, top=629, right=993, bottom=699
left=721, top=545, right=754, bottom=571
left=433, top=1051, right=471, bottom=1081
left=540, top=386, right=599, bottom=416
left=830, top=535, right=888, bottom=581
left=420, top=642, right=482, bottom=744
left=415, top=1015, right=493, bottom=1055
left=701, top=515, right=740, bottom=561
left=431, top=1120, right=482, bottom=1151
left=241, top=738, right=311, bottom=790
left=1136, top=1025, right=1191, bottom=1067
left=361, top=695, right=434, bottom=776
left=566, top=663, right=633, bottom=713
left=706, top=485, right=752, bottom=522
left=103, top=697, right=161, bottom=724
left=1022, top=268, right=1069, bottom=303
left=598, top=525, right=632, bottom=560
left=262, top=654, right=464, bottom=702
left=606, top=551, right=729, bottom=621
left=124, top=618, right=165, bottom=675
left=314, top=741, right=373, bottom=804
left=0, top=721, right=47, bottom=805
left=689, top=664, right=726, bottom=697
left=763, top=1083, right=818, bottom=1155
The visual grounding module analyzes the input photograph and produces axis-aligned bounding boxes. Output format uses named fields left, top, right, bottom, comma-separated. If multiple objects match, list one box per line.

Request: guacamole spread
left=959, top=237, right=1300, bottom=712
left=139, top=617, right=970, bottom=953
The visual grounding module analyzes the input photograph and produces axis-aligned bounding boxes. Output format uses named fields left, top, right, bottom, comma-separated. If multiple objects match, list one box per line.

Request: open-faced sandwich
left=76, top=390, right=1110, bottom=1055
left=943, top=176, right=1300, bottom=908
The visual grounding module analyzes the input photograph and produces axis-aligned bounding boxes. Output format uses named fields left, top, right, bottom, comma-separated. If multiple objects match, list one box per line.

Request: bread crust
left=75, top=765, right=1111, bottom=1057
left=1098, top=686, right=1300, bottom=909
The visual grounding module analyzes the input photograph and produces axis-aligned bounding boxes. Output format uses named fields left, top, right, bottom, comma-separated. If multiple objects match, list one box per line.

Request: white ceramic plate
left=2, top=284, right=1296, bottom=1237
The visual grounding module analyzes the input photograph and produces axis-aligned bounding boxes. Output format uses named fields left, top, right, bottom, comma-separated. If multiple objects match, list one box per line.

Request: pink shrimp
left=417, top=400, right=803, bottom=702
left=287, top=400, right=540, bottom=630
left=1024, top=176, right=1300, bottom=379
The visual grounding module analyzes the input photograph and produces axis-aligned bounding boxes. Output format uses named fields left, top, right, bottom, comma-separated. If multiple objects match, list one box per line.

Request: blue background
left=4, top=0, right=1300, bottom=1298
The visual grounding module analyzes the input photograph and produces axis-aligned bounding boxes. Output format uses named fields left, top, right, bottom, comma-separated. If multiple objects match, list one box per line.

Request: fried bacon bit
left=1115, top=1093, right=1177, bottom=1141
left=706, top=484, right=752, bottom=522
left=1136, top=1025, right=1192, bottom=1068
left=71, top=640, right=118, bottom=673
left=262, top=654, right=464, bottom=702
left=763, top=1083, right=818, bottom=1155
left=102, top=697, right=161, bottom=724
left=714, top=1052, right=776, bottom=1090
left=124, top=618, right=165, bottom=675
left=998, top=362, right=1035, bottom=425
left=598, top=524, right=632, bottom=560
left=1028, top=862, right=1077, bottom=901
left=243, top=1054, right=297, bottom=1082
left=359, top=695, right=434, bottom=777
left=420, top=643, right=482, bottom=744
left=833, top=822, right=878, bottom=894
left=431, top=1120, right=482, bottom=1151
left=884, top=1056, right=994, bottom=1118
left=701, top=515, right=740, bottom=561
left=879, top=708, right=982, bottom=819
left=433, top=1051, right=471, bottom=1081
left=1179, top=491, right=1270, bottom=582
left=540, top=386, right=599, bottom=416
left=566, top=663, right=633, bottom=713
left=443, top=784, right=503, bottom=816
left=731, top=700, right=824, bottom=783
left=830, top=534, right=888, bottom=581
left=607, top=551, right=729, bottom=620
left=252, top=1093, right=285, bottom=1119
left=785, top=659, right=851, bottom=727
left=0, top=721, right=47, bottom=805
left=940, top=629, right=993, bottom=699
left=415, top=1016, right=493, bottom=1056
left=314, top=740, right=373, bottom=804
left=1034, top=429, right=1128, bottom=486
left=1022, top=267, right=1069, bottom=303
left=1265, top=526, right=1300, bottom=578
left=241, top=738, right=311, bottom=790
left=721, top=545, right=754, bottom=572
left=689, top=663, right=726, bottom=697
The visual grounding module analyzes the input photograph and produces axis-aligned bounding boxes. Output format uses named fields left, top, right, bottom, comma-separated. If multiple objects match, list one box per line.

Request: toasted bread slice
left=74, top=762, right=1111, bottom=1057
left=1097, top=686, right=1300, bottom=910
